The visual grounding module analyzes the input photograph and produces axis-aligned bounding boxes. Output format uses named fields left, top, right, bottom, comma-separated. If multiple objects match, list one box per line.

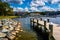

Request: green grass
left=0, top=16, right=19, bottom=19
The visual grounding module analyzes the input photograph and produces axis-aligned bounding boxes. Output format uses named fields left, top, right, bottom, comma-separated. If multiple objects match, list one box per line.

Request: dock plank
left=53, top=26, right=60, bottom=40
left=33, top=19, right=60, bottom=40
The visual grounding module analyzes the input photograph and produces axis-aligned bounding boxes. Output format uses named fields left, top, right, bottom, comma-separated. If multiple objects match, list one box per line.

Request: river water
left=14, top=17, right=38, bottom=40
left=14, top=16, right=60, bottom=40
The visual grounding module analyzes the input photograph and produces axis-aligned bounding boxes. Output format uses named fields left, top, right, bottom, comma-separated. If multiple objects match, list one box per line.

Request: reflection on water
left=41, top=17, right=60, bottom=24
left=14, top=17, right=38, bottom=40
left=14, top=17, right=31, bottom=31
left=14, top=16, right=60, bottom=40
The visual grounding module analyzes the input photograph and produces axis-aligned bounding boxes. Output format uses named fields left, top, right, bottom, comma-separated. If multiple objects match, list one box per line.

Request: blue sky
left=3, top=0, right=60, bottom=12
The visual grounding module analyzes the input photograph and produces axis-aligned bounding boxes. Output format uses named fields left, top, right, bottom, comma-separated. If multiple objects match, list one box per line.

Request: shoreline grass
left=0, top=16, right=19, bottom=19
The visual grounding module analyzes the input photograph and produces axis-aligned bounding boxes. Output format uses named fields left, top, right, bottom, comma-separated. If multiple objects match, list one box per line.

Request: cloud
left=3, top=0, right=60, bottom=12
left=30, top=0, right=60, bottom=12
left=51, top=0, right=60, bottom=4
left=30, top=7, right=39, bottom=12
left=3, top=0, right=25, bottom=4
left=13, top=7, right=17, bottom=11
left=39, top=6, right=57, bottom=11
left=13, top=7, right=23, bottom=12
left=24, top=7, right=29, bottom=12
left=30, top=0, right=45, bottom=7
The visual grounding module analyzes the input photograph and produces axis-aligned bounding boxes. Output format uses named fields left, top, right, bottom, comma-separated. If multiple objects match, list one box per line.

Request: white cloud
left=24, top=7, right=29, bottom=12
left=13, top=7, right=23, bottom=12
left=40, top=6, right=56, bottom=11
left=51, top=0, right=60, bottom=4
left=3, top=0, right=25, bottom=4
left=30, top=0, right=58, bottom=12
left=3, top=0, right=60, bottom=12
left=13, top=7, right=17, bottom=11
left=30, top=0, right=45, bottom=7
left=30, top=7, right=39, bottom=12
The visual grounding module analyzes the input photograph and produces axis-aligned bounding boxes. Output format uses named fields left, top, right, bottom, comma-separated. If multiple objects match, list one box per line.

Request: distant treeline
left=14, top=11, right=60, bottom=16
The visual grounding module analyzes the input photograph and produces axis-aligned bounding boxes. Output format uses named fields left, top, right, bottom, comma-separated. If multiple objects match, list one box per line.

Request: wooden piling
left=42, top=20, right=46, bottom=32
left=37, top=19, right=38, bottom=27
left=30, top=18, right=32, bottom=27
left=30, top=18, right=34, bottom=27
left=40, top=18, right=42, bottom=21
left=49, top=23, right=53, bottom=40
left=33, top=18, right=34, bottom=27
left=49, top=23, right=53, bottom=36
left=47, top=19, right=49, bottom=22
left=44, top=20, right=46, bottom=28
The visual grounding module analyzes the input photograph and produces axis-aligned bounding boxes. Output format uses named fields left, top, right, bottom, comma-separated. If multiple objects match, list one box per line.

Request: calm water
left=41, top=17, right=60, bottom=24
left=14, top=17, right=31, bottom=31
left=14, top=17, right=38, bottom=40
left=14, top=16, right=60, bottom=40
left=14, top=17, right=60, bottom=30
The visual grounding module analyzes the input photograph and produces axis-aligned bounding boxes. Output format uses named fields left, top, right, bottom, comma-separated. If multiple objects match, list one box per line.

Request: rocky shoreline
left=0, top=19, right=23, bottom=40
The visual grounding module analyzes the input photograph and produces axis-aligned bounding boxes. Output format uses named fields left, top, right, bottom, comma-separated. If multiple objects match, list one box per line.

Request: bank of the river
left=0, top=18, right=22, bottom=40
left=0, top=16, right=19, bottom=19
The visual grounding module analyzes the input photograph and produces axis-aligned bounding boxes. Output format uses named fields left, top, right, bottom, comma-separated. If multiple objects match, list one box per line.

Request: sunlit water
left=14, top=17, right=31, bottom=32
left=14, top=16, right=60, bottom=32
left=41, top=17, right=60, bottom=24
left=14, top=16, right=60, bottom=40
left=14, top=17, right=38, bottom=40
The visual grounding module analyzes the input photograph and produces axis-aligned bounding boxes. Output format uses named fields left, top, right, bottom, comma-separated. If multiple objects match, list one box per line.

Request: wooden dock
left=30, top=18, right=60, bottom=40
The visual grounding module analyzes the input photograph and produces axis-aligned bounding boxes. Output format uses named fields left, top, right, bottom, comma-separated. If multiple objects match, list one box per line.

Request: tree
left=0, top=0, right=14, bottom=16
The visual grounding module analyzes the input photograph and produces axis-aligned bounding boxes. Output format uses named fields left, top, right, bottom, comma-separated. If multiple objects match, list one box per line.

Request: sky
left=3, top=0, right=60, bottom=12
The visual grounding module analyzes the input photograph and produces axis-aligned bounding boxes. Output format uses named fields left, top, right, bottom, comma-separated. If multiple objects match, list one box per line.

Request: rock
left=2, top=29, right=9, bottom=32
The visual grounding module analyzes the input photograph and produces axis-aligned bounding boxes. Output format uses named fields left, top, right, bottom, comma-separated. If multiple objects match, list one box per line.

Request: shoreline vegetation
left=0, top=16, right=19, bottom=19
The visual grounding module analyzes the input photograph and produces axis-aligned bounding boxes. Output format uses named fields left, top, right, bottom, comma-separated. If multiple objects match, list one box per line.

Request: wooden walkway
left=30, top=18, right=60, bottom=40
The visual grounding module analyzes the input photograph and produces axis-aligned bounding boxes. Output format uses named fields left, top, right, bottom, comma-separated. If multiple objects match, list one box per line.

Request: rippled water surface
left=14, top=16, right=60, bottom=40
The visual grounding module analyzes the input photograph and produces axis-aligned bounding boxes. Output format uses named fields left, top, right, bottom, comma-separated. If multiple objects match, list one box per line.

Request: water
left=14, top=17, right=32, bottom=31
left=14, top=17, right=38, bottom=40
left=41, top=17, right=60, bottom=24
left=14, top=16, right=60, bottom=40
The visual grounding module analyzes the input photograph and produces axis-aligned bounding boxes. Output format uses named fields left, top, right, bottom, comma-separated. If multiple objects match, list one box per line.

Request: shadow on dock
left=31, top=26, right=49, bottom=40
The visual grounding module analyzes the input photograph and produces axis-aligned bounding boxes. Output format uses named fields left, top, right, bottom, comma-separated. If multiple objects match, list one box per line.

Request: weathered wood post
left=43, top=19, right=47, bottom=32
left=34, top=19, right=39, bottom=30
left=44, top=19, right=46, bottom=28
left=30, top=18, right=32, bottom=27
left=40, top=18, right=42, bottom=21
left=33, top=19, right=39, bottom=27
left=47, top=19, right=49, bottom=22
left=49, top=22, right=53, bottom=40
left=37, top=19, right=38, bottom=27
left=30, top=18, right=34, bottom=27
left=33, top=18, right=34, bottom=27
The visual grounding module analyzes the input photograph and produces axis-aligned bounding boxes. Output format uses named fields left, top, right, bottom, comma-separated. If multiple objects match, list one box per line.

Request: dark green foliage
left=0, top=0, right=14, bottom=16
